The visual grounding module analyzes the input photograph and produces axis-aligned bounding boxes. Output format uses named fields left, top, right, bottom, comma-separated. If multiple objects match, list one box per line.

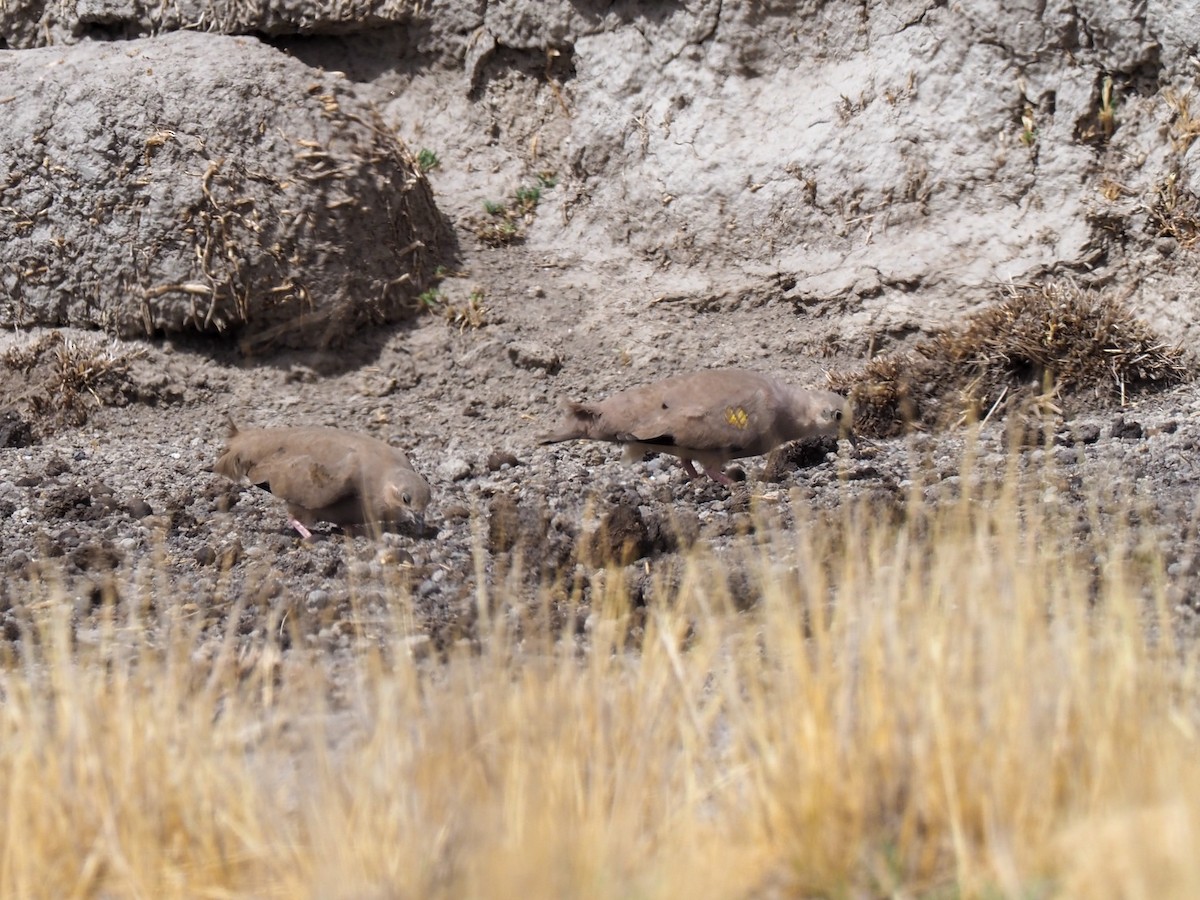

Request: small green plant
left=417, top=288, right=442, bottom=310
left=443, top=290, right=488, bottom=331
left=536, top=172, right=558, bottom=189
left=416, top=149, right=440, bottom=173
left=470, top=178, right=557, bottom=246
left=1080, top=76, right=1118, bottom=144
left=473, top=218, right=521, bottom=247
left=1098, top=76, right=1116, bottom=137
left=1020, top=105, right=1036, bottom=147
left=515, top=185, right=541, bottom=214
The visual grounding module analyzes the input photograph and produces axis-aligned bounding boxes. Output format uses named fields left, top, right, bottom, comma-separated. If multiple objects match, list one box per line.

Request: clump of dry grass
left=1147, top=170, right=1200, bottom=248
left=1, top=467, right=1199, bottom=897
left=1, top=331, right=146, bottom=434
left=830, top=281, right=1189, bottom=437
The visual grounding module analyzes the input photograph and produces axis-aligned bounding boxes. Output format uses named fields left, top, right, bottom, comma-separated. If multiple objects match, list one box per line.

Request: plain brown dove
left=539, top=368, right=852, bottom=485
left=214, top=423, right=431, bottom=538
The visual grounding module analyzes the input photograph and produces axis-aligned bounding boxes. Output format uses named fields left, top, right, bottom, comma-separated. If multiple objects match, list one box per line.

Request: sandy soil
left=1, top=235, right=1197, bottom=657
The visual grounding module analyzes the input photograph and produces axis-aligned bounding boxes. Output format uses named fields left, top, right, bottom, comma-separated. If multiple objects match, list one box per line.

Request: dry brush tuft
left=0, top=331, right=149, bottom=437
left=1, top=465, right=1199, bottom=896
left=830, top=281, right=1189, bottom=437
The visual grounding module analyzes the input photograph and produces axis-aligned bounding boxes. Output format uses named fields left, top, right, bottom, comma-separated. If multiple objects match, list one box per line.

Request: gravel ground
left=1, top=246, right=1197, bottom=659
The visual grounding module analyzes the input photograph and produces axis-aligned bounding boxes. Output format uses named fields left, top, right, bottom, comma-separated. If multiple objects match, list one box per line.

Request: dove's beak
left=396, top=506, right=427, bottom=537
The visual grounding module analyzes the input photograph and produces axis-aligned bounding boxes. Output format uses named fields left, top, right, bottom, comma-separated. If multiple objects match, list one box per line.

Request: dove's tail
left=537, top=401, right=601, bottom=444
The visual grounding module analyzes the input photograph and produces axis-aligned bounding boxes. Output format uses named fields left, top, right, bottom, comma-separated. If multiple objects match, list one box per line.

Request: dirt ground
left=3, top=1, right=1200, bottom=656
left=1, top=232, right=1198, bottom=655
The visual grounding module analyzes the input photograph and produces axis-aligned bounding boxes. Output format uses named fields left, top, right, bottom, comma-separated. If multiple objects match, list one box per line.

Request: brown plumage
left=214, top=424, right=431, bottom=538
left=539, top=368, right=852, bottom=485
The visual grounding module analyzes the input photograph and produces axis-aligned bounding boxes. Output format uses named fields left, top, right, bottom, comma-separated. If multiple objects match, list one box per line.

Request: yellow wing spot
left=724, top=406, right=749, bottom=429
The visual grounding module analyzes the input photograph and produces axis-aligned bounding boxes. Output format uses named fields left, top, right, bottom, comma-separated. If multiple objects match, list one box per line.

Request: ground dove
left=214, top=423, right=431, bottom=538
left=539, top=368, right=852, bottom=485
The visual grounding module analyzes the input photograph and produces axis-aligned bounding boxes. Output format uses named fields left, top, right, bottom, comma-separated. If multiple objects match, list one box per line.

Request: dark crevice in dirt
left=602, top=0, right=691, bottom=29
left=73, top=20, right=148, bottom=42
left=469, top=42, right=578, bottom=102
left=263, top=25, right=432, bottom=83
left=231, top=317, right=423, bottom=375
left=1126, top=52, right=1166, bottom=97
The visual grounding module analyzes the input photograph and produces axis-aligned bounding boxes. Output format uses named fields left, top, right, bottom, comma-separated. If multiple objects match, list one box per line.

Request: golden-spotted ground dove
left=215, top=424, right=431, bottom=538
left=539, top=368, right=852, bottom=485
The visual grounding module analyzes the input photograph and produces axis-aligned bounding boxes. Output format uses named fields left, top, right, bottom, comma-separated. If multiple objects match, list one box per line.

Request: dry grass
left=2, top=466, right=1199, bottom=897
left=1147, top=170, right=1200, bottom=248
left=1, top=331, right=146, bottom=434
left=830, top=281, right=1189, bottom=437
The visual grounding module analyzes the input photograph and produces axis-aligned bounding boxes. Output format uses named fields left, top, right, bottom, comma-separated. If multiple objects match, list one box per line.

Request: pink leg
left=680, top=459, right=701, bottom=478
left=701, top=464, right=734, bottom=487
left=288, top=517, right=313, bottom=540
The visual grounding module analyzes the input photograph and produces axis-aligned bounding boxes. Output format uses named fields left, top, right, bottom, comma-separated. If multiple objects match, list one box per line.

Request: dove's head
left=791, top=388, right=856, bottom=445
left=380, top=470, right=432, bottom=531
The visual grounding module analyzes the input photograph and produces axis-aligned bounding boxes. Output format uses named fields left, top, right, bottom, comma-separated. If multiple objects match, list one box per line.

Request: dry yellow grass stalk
left=0, top=465, right=1196, bottom=898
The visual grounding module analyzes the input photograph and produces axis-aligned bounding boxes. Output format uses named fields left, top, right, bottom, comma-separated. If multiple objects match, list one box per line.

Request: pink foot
left=288, top=517, right=313, bottom=540
left=701, top=465, right=734, bottom=487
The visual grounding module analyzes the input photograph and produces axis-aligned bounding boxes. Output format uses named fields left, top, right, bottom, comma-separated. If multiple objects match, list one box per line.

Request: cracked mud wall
left=1, top=1, right=1198, bottom=349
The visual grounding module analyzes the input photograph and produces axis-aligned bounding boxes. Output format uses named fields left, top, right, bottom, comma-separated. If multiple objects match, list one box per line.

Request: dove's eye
left=833, top=409, right=842, bottom=422
left=402, top=492, right=412, bottom=505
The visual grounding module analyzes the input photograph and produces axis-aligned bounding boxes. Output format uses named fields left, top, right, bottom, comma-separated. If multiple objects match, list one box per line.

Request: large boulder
left=0, top=0, right=431, bottom=48
left=0, top=31, right=452, bottom=350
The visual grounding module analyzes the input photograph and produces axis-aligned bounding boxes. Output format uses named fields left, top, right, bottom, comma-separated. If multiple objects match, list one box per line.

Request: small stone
left=0, top=413, right=33, bottom=449
left=284, top=365, right=318, bottom=384
left=847, top=465, right=879, bottom=481
left=377, top=546, right=414, bottom=566
left=1110, top=416, right=1144, bottom=440
left=1058, top=422, right=1101, bottom=445
left=437, top=457, right=472, bottom=482
left=506, top=340, right=562, bottom=373
left=125, top=498, right=153, bottom=518
left=44, top=456, right=70, bottom=477
left=1054, top=448, right=1079, bottom=467
left=762, top=435, right=839, bottom=481
left=486, top=450, right=520, bottom=471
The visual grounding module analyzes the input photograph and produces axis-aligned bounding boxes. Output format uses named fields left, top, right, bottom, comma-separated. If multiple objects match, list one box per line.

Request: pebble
left=486, top=451, right=520, bottom=471
left=437, top=457, right=472, bottom=482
